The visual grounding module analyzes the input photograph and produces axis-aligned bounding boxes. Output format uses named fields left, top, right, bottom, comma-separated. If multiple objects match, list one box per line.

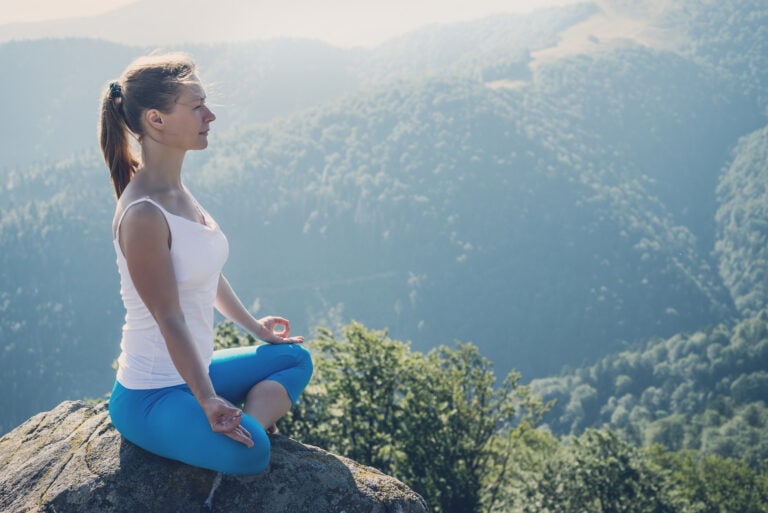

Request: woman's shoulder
left=112, top=193, right=168, bottom=239
left=114, top=177, right=173, bottom=220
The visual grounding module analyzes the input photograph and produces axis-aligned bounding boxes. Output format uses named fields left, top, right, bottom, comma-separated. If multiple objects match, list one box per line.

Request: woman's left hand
left=259, top=316, right=304, bottom=344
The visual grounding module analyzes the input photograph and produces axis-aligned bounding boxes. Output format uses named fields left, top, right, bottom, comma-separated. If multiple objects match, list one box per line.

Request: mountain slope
left=531, top=311, right=768, bottom=464
left=1, top=0, right=766, bottom=436
left=716, top=125, right=768, bottom=317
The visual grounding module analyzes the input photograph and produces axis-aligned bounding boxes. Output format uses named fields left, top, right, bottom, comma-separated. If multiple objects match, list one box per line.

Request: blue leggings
left=109, top=343, right=313, bottom=475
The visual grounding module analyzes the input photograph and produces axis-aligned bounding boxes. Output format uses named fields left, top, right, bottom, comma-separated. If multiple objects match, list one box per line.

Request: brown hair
left=98, top=53, right=198, bottom=199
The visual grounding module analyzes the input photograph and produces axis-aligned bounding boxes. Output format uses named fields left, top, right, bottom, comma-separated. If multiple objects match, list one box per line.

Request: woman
left=99, top=53, right=313, bottom=475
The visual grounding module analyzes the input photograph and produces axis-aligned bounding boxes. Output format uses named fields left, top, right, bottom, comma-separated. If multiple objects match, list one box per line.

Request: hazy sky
left=0, top=0, right=585, bottom=47
left=0, top=0, right=135, bottom=23
left=0, top=0, right=576, bottom=24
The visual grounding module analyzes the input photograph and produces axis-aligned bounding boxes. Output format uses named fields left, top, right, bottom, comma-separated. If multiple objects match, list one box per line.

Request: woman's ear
left=144, top=109, right=164, bottom=131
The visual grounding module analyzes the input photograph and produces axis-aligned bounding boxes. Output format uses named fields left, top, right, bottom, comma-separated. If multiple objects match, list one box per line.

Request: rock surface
left=0, top=401, right=428, bottom=513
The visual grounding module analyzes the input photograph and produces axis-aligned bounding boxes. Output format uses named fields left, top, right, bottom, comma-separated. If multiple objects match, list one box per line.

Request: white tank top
left=113, top=197, right=229, bottom=389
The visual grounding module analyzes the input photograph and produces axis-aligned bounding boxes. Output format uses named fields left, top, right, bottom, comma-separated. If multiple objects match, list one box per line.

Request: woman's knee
left=224, top=443, right=270, bottom=475
left=266, top=342, right=313, bottom=369
left=283, top=344, right=313, bottom=403
left=293, top=344, right=313, bottom=376
left=266, top=343, right=314, bottom=384
left=220, top=428, right=271, bottom=475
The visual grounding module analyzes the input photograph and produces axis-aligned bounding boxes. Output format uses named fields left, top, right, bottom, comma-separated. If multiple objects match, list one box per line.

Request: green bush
left=280, top=321, right=544, bottom=513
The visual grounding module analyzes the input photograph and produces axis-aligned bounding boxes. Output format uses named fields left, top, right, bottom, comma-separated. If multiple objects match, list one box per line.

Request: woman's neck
left=139, top=142, right=186, bottom=190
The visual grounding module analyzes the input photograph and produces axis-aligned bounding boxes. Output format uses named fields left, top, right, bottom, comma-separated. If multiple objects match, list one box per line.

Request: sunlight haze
left=0, top=0, right=583, bottom=46
left=0, top=0, right=136, bottom=23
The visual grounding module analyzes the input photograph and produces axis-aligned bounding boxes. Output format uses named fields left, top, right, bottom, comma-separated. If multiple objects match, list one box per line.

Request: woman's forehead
left=179, top=81, right=206, bottom=100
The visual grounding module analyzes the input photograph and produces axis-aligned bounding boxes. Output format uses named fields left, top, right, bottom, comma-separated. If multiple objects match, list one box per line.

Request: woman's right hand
left=199, top=396, right=254, bottom=448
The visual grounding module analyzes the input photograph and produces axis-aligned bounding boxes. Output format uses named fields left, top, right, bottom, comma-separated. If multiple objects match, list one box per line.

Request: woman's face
left=160, top=79, right=216, bottom=151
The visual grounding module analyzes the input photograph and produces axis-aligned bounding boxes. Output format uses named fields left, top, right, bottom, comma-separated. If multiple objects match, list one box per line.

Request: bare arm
left=119, top=203, right=253, bottom=447
left=215, top=274, right=304, bottom=344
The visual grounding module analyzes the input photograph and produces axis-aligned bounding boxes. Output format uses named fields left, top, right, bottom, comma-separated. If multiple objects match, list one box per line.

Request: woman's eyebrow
left=177, top=95, right=206, bottom=105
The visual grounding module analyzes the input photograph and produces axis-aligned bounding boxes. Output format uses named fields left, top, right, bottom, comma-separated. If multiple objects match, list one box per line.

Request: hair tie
left=109, top=81, right=122, bottom=100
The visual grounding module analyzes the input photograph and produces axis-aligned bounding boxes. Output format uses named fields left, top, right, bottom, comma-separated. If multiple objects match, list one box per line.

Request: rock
left=0, top=401, right=428, bottom=513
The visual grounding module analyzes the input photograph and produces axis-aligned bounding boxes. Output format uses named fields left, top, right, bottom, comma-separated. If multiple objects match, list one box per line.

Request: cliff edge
left=0, top=400, right=427, bottom=512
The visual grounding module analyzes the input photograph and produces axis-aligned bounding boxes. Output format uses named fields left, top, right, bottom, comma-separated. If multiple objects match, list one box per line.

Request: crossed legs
left=109, top=343, right=313, bottom=475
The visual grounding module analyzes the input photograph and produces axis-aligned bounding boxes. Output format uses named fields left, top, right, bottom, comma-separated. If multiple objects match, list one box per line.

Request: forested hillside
left=532, top=312, right=768, bottom=464
left=716, top=125, right=768, bottom=317
left=531, top=90, right=768, bottom=460
left=1, top=0, right=767, bottom=442
left=529, top=0, right=768, bottom=462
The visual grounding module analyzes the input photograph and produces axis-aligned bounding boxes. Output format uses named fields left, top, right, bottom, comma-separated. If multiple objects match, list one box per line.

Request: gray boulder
left=0, top=400, right=428, bottom=512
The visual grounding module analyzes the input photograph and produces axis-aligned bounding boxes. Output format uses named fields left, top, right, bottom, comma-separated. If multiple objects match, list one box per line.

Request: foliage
left=267, top=320, right=768, bottom=513
left=647, top=447, right=768, bottom=513
left=481, top=421, right=560, bottom=513
left=517, top=430, right=687, bottom=513
left=510, top=430, right=768, bottom=513
left=716, top=124, right=768, bottom=317
left=532, top=312, right=768, bottom=465
left=280, top=321, right=544, bottom=513
left=675, top=0, right=768, bottom=112
left=213, top=320, right=257, bottom=350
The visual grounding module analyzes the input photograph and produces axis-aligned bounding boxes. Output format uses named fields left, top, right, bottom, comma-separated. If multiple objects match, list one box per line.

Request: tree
left=649, top=447, right=768, bottom=513
left=481, top=420, right=559, bottom=513
left=519, top=430, right=686, bottom=513
left=213, top=320, right=257, bottom=350
left=400, top=342, right=534, bottom=513
left=280, top=321, right=540, bottom=513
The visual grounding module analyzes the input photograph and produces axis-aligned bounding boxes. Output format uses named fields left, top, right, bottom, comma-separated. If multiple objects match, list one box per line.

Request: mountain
left=0, top=5, right=595, bottom=170
left=1, top=0, right=766, bottom=436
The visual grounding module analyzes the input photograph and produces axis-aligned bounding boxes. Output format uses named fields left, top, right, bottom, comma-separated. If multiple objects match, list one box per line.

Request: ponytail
left=99, top=81, right=138, bottom=199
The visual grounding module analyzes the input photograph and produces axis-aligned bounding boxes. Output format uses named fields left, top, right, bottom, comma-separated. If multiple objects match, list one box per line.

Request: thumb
left=223, top=404, right=243, bottom=417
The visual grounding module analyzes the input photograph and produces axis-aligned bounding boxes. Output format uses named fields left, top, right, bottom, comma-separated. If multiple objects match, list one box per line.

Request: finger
left=225, top=405, right=243, bottom=417
left=230, top=424, right=252, bottom=441
left=225, top=427, right=254, bottom=448
left=272, top=319, right=290, bottom=336
left=238, top=425, right=253, bottom=446
left=269, top=336, right=304, bottom=345
left=237, top=425, right=253, bottom=441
